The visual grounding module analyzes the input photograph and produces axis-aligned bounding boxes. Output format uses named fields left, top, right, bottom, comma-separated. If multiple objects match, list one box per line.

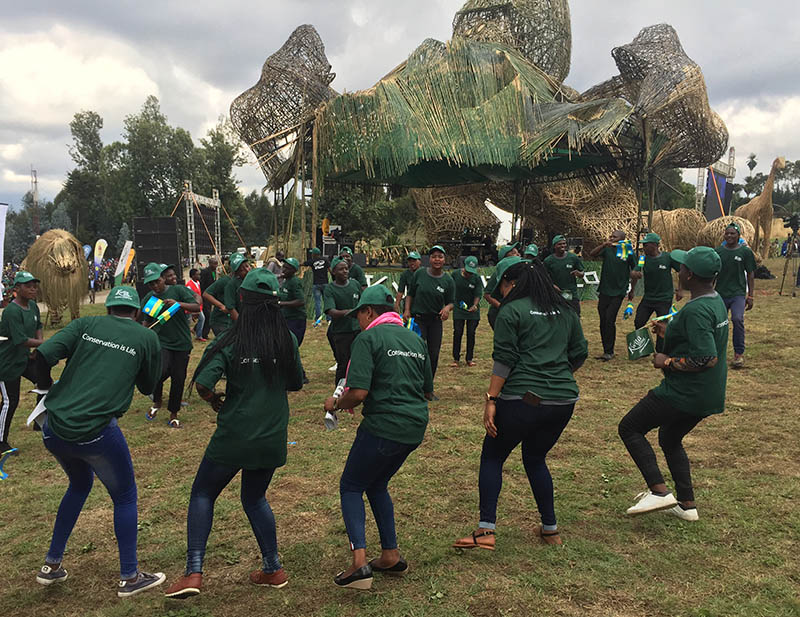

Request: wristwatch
left=485, top=393, right=498, bottom=402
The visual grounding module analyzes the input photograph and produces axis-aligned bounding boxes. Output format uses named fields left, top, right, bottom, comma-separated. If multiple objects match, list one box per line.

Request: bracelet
left=485, top=393, right=498, bottom=402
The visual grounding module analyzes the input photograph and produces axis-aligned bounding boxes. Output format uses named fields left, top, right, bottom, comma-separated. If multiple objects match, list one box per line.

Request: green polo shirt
left=715, top=244, right=757, bottom=298
left=345, top=323, right=432, bottom=445
left=636, top=252, right=679, bottom=303
left=280, top=276, right=306, bottom=321
left=652, top=293, right=729, bottom=416
left=38, top=315, right=162, bottom=442
left=0, top=300, right=41, bottom=381
left=451, top=270, right=483, bottom=320
left=205, top=276, right=232, bottom=332
left=324, top=279, right=362, bottom=333
left=141, top=285, right=197, bottom=352
left=544, top=253, right=585, bottom=298
left=348, top=263, right=367, bottom=287
left=409, top=268, right=455, bottom=315
left=598, top=246, right=636, bottom=297
left=493, top=297, right=588, bottom=400
left=194, top=335, right=304, bottom=470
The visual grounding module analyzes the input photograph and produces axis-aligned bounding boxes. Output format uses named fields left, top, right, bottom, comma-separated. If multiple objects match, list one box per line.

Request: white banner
left=0, top=204, right=7, bottom=295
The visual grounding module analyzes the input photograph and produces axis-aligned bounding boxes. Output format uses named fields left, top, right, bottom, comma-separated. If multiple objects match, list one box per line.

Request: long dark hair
left=190, top=289, right=296, bottom=388
left=500, top=259, right=572, bottom=315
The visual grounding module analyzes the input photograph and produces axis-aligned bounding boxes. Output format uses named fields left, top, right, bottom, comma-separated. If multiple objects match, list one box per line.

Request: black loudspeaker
left=353, top=252, right=367, bottom=267
left=132, top=217, right=182, bottom=282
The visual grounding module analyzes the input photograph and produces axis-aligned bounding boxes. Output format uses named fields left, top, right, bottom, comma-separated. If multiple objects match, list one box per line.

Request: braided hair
left=500, top=258, right=572, bottom=315
left=190, top=288, right=296, bottom=389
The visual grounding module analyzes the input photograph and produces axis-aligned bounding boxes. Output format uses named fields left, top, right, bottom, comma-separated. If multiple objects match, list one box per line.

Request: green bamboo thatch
left=314, top=37, right=635, bottom=189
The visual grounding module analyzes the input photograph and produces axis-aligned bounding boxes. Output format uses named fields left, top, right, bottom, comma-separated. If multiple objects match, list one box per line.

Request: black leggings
left=331, top=331, right=358, bottom=385
left=153, top=349, right=191, bottom=414
left=597, top=294, right=624, bottom=355
left=618, top=391, right=703, bottom=502
left=415, top=314, right=443, bottom=378
left=634, top=300, right=672, bottom=353
left=452, top=319, right=479, bottom=363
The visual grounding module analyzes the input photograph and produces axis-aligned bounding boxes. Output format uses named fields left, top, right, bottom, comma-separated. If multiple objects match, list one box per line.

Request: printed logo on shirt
left=352, top=293, right=359, bottom=299
left=81, top=333, right=137, bottom=357
left=468, top=284, right=475, bottom=289
left=387, top=349, right=426, bottom=360
left=436, top=286, right=445, bottom=293
left=529, top=309, right=560, bottom=316
left=658, top=265, right=667, bottom=270
left=716, top=319, right=729, bottom=329
left=734, top=256, right=742, bottom=262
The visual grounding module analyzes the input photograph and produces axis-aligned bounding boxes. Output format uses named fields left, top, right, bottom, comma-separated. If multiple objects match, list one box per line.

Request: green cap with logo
left=407, top=251, right=421, bottom=261
left=105, top=285, right=140, bottom=309
left=429, top=245, right=446, bottom=255
left=143, top=262, right=168, bottom=284
left=312, top=247, right=321, bottom=255
left=340, top=246, right=353, bottom=255
left=229, top=252, right=248, bottom=273
left=240, top=268, right=279, bottom=296
left=642, top=232, right=661, bottom=244
left=670, top=246, right=721, bottom=279
left=284, top=257, right=300, bottom=271
left=330, top=256, right=345, bottom=270
left=13, top=270, right=40, bottom=285
left=464, top=256, right=479, bottom=274
left=524, top=243, right=539, bottom=257
left=346, top=285, right=394, bottom=318
left=726, top=222, right=741, bottom=234
left=495, top=256, right=530, bottom=281
left=551, top=235, right=566, bottom=248
left=498, top=242, right=520, bottom=261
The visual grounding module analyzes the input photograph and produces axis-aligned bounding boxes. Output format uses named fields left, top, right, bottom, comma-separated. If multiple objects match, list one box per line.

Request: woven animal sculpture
left=650, top=208, right=707, bottom=251
left=21, top=229, right=87, bottom=325
left=695, top=216, right=756, bottom=252
left=734, top=157, right=786, bottom=260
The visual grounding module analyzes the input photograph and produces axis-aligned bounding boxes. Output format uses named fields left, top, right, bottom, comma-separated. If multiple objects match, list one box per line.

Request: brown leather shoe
left=249, top=568, right=288, bottom=588
left=537, top=526, right=562, bottom=546
left=452, top=529, right=495, bottom=550
left=164, top=573, right=202, bottom=599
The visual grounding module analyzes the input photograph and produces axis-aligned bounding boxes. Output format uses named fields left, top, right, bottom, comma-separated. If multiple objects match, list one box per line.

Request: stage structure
left=182, top=182, right=221, bottom=267
left=230, top=0, right=729, bottom=253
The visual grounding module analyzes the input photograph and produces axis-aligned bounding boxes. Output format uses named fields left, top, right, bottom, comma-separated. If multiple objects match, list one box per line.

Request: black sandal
left=452, top=529, right=496, bottom=550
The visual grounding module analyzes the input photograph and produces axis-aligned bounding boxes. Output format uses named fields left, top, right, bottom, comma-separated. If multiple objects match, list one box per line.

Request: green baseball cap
left=671, top=246, right=721, bottom=279
left=407, top=251, right=421, bottom=261
left=495, top=256, right=530, bottom=281
left=312, top=247, right=321, bottom=255
left=331, top=256, right=346, bottom=270
left=13, top=270, right=40, bottom=285
left=143, top=262, right=168, bottom=284
left=524, top=243, right=539, bottom=257
left=642, top=232, right=661, bottom=244
left=551, top=235, right=566, bottom=248
left=429, top=245, right=446, bottom=255
left=498, top=242, right=520, bottom=260
left=284, top=257, right=300, bottom=271
left=240, top=268, right=279, bottom=296
left=725, top=222, right=741, bottom=235
left=340, top=246, right=353, bottom=255
left=346, top=285, right=394, bottom=318
left=464, top=256, right=479, bottom=274
left=105, top=285, right=140, bottom=309
left=229, top=252, right=248, bottom=272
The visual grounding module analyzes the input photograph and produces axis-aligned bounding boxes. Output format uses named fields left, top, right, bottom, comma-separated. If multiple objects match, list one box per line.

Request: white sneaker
left=328, top=363, right=338, bottom=372
left=665, top=504, right=699, bottom=521
left=626, top=490, right=677, bottom=516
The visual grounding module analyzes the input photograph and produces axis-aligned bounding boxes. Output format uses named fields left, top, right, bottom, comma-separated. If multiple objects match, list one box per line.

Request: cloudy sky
left=1, top=0, right=798, bottom=211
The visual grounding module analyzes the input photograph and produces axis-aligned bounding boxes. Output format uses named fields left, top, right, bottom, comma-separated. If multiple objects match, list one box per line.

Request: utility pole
left=30, top=167, right=40, bottom=235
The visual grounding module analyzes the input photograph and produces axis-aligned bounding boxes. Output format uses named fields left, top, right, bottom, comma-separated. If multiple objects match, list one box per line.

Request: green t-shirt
left=652, top=293, right=729, bottom=416
left=493, top=296, right=588, bottom=400
left=224, top=276, right=245, bottom=313
left=409, top=268, right=455, bottom=315
left=194, top=335, right=304, bottom=470
left=451, top=270, right=484, bottom=320
left=485, top=270, right=503, bottom=324
left=0, top=300, right=41, bottom=381
left=544, top=253, right=585, bottom=298
left=397, top=268, right=417, bottom=294
left=598, top=246, right=636, bottom=297
left=324, top=279, right=362, bottom=333
left=636, top=252, right=679, bottom=302
left=346, top=323, right=432, bottom=445
left=280, top=276, right=306, bottom=321
left=141, top=285, right=197, bottom=352
left=715, top=244, right=756, bottom=298
left=38, top=315, right=162, bottom=442
left=348, top=263, right=367, bottom=287
left=205, top=276, right=232, bottom=332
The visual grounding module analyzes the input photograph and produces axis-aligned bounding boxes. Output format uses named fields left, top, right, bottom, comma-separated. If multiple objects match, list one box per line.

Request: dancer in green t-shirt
left=394, top=251, right=422, bottom=312
left=324, top=258, right=362, bottom=384
left=544, top=235, right=585, bottom=314
left=165, top=269, right=303, bottom=598
left=450, top=256, right=483, bottom=367
left=632, top=232, right=680, bottom=352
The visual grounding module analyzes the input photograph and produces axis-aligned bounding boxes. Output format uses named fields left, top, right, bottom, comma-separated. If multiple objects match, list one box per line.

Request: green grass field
left=1, top=259, right=799, bottom=617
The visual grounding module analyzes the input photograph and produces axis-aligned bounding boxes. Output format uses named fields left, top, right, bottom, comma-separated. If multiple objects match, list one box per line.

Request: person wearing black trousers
left=199, top=257, right=218, bottom=340
left=323, top=258, right=362, bottom=385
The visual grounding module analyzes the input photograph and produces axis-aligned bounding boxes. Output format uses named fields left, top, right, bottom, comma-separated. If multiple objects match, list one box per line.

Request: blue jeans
left=193, top=311, right=206, bottom=339
left=478, top=399, right=574, bottom=528
left=42, top=417, right=139, bottom=579
left=312, top=284, right=326, bottom=321
left=339, top=426, right=417, bottom=551
left=722, top=295, right=746, bottom=355
left=186, top=456, right=280, bottom=574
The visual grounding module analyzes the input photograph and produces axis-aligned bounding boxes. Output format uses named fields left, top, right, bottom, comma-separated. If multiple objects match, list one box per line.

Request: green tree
left=654, top=169, right=696, bottom=210
left=48, top=203, right=72, bottom=232
left=116, top=222, right=131, bottom=251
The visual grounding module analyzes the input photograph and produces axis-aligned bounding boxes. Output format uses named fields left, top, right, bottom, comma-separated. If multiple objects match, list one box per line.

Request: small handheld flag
left=406, top=317, right=422, bottom=337
left=459, top=301, right=469, bottom=310
left=650, top=304, right=680, bottom=323
left=616, top=241, right=633, bottom=260
left=147, top=302, right=181, bottom=328
left=626, top=327, right=655, bottom=361
left=637, top=254, right=645, bottom=269
left=142, top=296, right=164, bottom=318
left=313, top=315, right=324, bottom=328
left=623, top=302, right=634, bottom=319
